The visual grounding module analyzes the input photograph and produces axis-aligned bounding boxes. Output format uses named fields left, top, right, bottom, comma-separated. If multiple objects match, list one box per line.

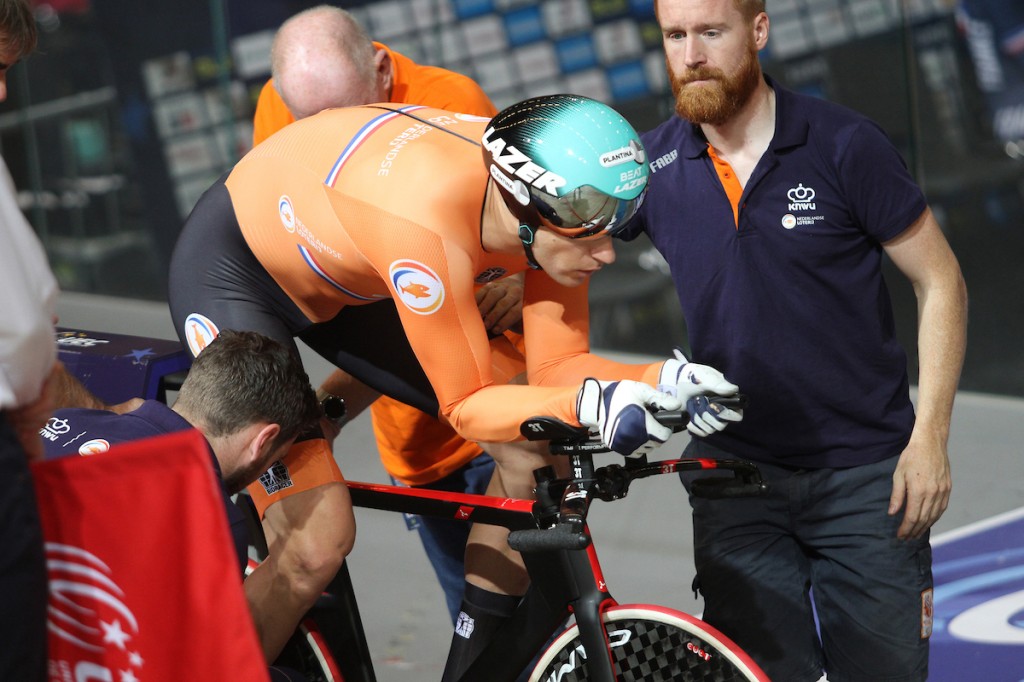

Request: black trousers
left=0, top=413, right=47, bottom=680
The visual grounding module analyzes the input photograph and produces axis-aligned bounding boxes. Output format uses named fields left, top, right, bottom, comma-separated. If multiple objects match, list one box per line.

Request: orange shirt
left=252, top=44, right=498, bottom=484
left=252, top=42, right=497, bottom=147
left=227, top=105, right=662, bottom=445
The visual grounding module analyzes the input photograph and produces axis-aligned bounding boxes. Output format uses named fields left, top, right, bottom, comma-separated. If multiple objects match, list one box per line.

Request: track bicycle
left=52, top=327, right=770, bottom=681
left=260, top=403, right=771, bottom=682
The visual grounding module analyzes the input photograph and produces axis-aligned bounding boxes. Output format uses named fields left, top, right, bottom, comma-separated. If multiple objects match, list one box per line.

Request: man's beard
left=669, top=44, right=762, bottom=125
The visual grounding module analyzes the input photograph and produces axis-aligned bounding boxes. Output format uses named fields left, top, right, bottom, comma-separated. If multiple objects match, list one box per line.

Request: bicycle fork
left=563, top=546, right=620, bottom=682
left=528, top=454, right=622, bottom=682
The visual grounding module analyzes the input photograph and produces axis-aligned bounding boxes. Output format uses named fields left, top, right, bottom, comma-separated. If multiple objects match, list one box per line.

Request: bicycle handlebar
left=506, top=454, right=768, bottom=554
left=507, top=524, right=590, bottom=553
left=508, top=396, right=767, bottom=555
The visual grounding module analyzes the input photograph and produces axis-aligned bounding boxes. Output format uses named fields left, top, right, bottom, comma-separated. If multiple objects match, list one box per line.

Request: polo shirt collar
left=768, top=75, right=809, bottom=153
left=676, top=75, right=809, bottom=158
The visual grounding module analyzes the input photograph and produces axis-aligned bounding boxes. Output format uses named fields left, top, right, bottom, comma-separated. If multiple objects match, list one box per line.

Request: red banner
left=32, top=429, right=268, bottom=682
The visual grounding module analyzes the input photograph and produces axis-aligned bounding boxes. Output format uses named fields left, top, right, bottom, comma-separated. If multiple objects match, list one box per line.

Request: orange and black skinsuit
left=253, top=42, right=501, bottom=490
left=168, top=104, right=664, bottom=511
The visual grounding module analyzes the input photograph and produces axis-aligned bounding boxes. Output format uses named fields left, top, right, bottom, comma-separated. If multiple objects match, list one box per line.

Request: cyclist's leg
left=441, top=438, right=558, bottom=682
left=169, top=178, right=355, bottom=663
left=412, top=451, right=496, bottom=623
left=680, top=439, right=824, bottom=682
left=464, top=439, right=554, bottom=594
left=802, top=456, right=931, bottom=682
left=298, top=300, right=440, bottom=415
left=366, top=327, right=527, bottom=624
left=304, top=296, right=556, bottom=679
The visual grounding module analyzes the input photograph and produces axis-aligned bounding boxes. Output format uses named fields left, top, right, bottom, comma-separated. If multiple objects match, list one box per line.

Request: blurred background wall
left=1, top=0, right=1021, bottom=395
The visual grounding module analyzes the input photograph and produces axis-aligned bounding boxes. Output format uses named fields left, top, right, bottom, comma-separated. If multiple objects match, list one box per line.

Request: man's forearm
left=318, top=368, right=382, bottom=421
left=912, top=271, right=968, bottom=438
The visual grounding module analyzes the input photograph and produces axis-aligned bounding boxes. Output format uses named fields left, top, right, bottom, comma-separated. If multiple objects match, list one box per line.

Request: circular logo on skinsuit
left=279, top=195, right=296, bottom=233
left=79, top=439, right=110, bottom=456
left=390, top=260, right=445, bottom=315
left=183, top=313, right=220, bottom=358
left=782, top=214, right=797, bottom=230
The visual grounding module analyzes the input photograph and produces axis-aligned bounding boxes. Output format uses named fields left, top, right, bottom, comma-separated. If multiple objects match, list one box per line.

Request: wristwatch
left=318, top=392, right=347, bottom=425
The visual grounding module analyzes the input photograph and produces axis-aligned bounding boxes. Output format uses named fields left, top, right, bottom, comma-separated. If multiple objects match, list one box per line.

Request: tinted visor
left=531, top=184, right=643, bottom=239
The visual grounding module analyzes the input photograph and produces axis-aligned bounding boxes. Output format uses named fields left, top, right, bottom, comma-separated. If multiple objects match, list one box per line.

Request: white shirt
left=0, top=154, right=58, bottom=410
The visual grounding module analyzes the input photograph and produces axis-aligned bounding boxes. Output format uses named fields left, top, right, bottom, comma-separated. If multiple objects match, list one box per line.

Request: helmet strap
left=517, top=224, right=543, bottom=270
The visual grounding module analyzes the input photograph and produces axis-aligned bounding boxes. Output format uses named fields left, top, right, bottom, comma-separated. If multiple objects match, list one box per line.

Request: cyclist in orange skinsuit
left=169, top=96, right=743, bottom=674
left=252, top=5, right=520, bottom=625
left=226, top=106, right=652, bottom=435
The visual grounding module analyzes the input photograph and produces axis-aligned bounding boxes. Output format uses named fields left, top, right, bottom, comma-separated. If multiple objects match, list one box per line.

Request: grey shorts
left=681, top=440, right=932, bottom=682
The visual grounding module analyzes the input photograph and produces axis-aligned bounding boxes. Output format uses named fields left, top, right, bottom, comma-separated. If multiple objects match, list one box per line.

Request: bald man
left=253, top=5, right=495, bottom=144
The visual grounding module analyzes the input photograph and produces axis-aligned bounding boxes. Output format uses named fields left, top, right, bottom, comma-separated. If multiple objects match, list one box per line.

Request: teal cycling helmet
left=481, top=95, right=648, bottom=266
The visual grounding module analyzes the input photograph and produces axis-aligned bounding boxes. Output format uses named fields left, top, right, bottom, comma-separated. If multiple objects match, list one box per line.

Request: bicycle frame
left=333, top=453, right=763, bottom=682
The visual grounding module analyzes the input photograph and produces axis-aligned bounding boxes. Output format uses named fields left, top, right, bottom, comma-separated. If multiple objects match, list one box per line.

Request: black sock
left=440, top=583, right=521, bottom=682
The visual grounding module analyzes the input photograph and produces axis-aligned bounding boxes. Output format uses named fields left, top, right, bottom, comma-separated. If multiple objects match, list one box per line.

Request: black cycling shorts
left=167, top=175, right=440, bottom=417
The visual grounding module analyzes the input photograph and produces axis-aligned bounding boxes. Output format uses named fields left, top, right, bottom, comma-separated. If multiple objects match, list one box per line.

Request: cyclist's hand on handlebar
left=684, top=395, right=743, bottom=437
left=658, top=349, right=743, bottom=437
left=576, top=378, right=682, bottom=457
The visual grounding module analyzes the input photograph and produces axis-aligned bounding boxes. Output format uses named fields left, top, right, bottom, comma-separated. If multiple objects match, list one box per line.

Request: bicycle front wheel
left=527, top=604, right=768, bottom=682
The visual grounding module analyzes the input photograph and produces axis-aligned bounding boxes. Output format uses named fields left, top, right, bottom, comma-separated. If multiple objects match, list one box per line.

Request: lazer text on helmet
left=482, top=127, right=566, bottom=197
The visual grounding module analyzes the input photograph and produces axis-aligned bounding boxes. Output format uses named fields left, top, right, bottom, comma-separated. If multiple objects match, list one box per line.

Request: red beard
left=668, top=44, right=762, bottom=125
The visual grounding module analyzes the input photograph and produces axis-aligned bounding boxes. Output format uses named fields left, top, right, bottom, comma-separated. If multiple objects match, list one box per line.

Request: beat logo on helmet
left=482, top=127, right=566, bottom=202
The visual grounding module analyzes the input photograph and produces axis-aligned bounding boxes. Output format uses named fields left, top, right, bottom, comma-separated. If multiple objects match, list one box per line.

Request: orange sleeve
left=384, top=245, right=664, bottom=442
left=521, top=268, right=663, bottom=388
left=252, top=79, right=296, bottom=147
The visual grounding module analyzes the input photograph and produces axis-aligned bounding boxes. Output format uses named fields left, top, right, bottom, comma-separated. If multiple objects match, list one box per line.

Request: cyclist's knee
left=482, top=440, right=557, bottom=499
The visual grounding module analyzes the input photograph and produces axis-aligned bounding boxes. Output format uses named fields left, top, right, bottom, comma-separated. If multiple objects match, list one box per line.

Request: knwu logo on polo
left=782, top=183, right=825, bottom=230
left=787, top=183, right=816, bottom=210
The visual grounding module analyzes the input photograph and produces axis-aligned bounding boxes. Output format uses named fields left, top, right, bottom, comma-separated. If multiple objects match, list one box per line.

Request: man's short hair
left=175, top=330, right=320, bottom=449
left=0, top=0, right=37, bottom=58
left=738, top=0, right=766, bottom=20
left=270, top=5, right=376, bottom=85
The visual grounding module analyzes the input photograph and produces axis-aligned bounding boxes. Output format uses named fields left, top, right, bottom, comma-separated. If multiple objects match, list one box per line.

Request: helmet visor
left=531, top=184, right=643, bottom=239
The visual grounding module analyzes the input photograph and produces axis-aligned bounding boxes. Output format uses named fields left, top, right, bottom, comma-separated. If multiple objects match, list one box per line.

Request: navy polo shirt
left=622, top=77, right=925, bottom=468
left=42, top=400, right=249, bottom=571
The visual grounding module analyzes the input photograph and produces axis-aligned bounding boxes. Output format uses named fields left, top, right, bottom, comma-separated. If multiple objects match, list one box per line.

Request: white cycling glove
left=576, top=378, right=682, bottom=458
left=658, top=349, right=743, bottom=437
